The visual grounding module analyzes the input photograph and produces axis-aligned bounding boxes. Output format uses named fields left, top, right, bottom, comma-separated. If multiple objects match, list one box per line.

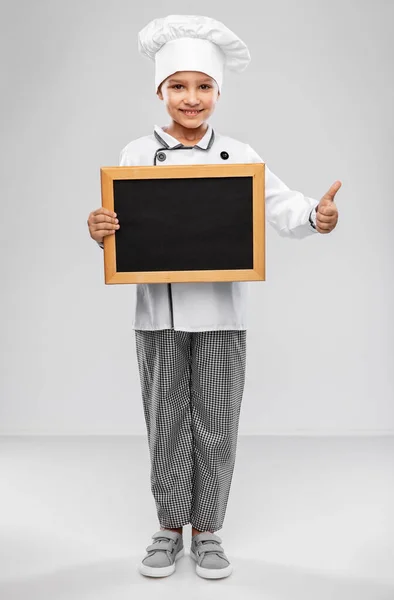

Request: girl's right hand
left=87, top=208, right=120, bottom=243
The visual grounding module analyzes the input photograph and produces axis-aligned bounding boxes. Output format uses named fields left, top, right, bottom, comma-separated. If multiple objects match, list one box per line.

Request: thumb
left=322, top=180, right=342, bottom=203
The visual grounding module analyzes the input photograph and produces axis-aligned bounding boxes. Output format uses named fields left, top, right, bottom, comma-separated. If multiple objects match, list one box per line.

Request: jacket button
left=220, top=151, right=229, bottom=160
left=157, top=152, right=167, bottom=162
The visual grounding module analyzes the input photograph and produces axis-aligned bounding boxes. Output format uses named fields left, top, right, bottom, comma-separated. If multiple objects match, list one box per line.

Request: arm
left=247, top=144, right=319, bottom=239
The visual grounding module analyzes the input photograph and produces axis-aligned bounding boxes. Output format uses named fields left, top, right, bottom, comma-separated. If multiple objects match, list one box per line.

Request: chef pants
left=134, top=328, right=247, bottom=533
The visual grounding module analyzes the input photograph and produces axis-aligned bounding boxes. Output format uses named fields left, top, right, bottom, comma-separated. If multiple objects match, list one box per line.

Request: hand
left=87, top=208, right=120, bottom=243
left=316, top=180, right=341, bottom=234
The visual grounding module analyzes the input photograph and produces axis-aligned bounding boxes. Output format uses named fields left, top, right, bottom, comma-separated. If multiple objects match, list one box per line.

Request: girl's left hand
left=316, top=180, right=341, bottom=233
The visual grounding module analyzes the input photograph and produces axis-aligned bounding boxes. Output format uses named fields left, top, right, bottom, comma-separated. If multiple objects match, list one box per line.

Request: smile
left=180, top=109, right=203, bottom=116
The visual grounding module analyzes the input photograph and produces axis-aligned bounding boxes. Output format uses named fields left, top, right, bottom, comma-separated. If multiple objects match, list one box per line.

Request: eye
left=171, top=84, right=212, bottom=90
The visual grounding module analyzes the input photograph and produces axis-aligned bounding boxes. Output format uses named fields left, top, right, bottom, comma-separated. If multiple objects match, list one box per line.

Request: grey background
left=1, top=0, right=393, bottom=434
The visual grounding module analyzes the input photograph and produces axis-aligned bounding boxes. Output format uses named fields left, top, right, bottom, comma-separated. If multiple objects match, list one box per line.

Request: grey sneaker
left=139, top=530, right=184, bottom=577
left=190, top=532, right=233, bottom=579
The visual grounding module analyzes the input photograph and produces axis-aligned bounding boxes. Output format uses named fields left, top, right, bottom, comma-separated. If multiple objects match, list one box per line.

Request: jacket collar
left=153, top=123, right=215, bottom=150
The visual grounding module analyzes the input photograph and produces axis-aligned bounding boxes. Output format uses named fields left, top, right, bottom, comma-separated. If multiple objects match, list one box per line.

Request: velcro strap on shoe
left=152, top=530, right=180, bottom=542
left=194, top=532, right=222, bottom=544
left=196, top=542, right=224, bottom=555
left=146, top=540, right=171, bottom=553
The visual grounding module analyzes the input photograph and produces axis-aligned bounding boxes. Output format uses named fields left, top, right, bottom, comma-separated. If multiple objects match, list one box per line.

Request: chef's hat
left=138, top=14, right=251, bottom=93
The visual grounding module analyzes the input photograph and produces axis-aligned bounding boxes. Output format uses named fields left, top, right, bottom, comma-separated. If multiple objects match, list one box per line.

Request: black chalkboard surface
left=100, top=163, right=265, bottom=284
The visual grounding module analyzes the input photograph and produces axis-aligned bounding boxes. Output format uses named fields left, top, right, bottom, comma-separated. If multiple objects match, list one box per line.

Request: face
left=157, top=71, right=220, bottom=129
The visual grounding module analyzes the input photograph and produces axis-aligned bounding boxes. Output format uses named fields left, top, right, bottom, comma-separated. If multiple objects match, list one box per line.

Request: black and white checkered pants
left=135, top=329, right=247, bottom=533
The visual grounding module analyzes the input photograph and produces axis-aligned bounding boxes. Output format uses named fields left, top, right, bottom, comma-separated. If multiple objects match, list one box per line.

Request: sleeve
left=246, top=144, right=320, bottom=239
left=96, top=147, right=130, bottom=249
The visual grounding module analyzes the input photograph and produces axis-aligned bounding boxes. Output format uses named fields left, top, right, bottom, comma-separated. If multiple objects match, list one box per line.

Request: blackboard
left=100, top=163, right=265, bottom=284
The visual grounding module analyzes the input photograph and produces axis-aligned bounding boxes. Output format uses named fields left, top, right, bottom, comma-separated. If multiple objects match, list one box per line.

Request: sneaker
left=190, top=532, right=233, bottom=579
left=139, top=530, right=184, bottom=577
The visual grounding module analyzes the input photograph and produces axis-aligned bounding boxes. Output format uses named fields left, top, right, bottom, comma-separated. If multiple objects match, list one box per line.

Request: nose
left=184, top=90, right=200, bottom=106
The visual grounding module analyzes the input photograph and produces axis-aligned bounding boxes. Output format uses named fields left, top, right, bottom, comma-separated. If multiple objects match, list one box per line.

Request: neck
left=164, top=121, right=208, bottom=143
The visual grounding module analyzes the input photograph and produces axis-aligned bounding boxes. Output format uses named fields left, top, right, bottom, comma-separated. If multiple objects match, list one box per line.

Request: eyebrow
left=167, top=78, right=213, bottom=84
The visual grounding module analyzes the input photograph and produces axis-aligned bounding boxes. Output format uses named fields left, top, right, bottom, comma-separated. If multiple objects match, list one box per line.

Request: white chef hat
left=138, top=14, right=251, bottom=93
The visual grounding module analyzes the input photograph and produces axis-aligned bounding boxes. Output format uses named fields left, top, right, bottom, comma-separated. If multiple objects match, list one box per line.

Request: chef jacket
left=97, top=123, right=319, bottom=331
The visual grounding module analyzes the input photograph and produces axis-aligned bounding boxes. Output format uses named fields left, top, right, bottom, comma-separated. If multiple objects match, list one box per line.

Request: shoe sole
left=139, top=547, right=185, bottom=577
left=190, top=548, right=233, bottom=579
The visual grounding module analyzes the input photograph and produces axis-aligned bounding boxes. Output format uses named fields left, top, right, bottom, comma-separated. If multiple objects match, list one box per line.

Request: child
left=87, top=14, right=340, bottom=580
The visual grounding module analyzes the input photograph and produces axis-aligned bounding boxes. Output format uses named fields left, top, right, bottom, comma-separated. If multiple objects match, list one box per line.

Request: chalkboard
left=100, top=163, right=265, bottom=284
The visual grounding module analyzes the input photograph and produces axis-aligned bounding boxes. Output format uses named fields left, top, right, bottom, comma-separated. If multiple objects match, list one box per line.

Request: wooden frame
left=100, top=162, right=265, bottom=284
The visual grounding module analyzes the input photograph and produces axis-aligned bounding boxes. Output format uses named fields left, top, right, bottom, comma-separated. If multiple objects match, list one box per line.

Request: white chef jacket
left=97, top=122, right=319, bottom=331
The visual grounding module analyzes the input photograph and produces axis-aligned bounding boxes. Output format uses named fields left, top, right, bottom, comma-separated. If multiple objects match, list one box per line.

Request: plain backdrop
left=1, top=0, right=393, bottom=435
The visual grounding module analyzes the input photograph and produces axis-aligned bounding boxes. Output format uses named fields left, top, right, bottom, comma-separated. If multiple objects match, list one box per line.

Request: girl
left=87, top=14, right=340, bottom=580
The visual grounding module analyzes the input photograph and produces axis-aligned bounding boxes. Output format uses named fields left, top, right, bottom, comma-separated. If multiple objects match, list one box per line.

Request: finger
left=317, top=220, right=335, bottom=231
left=325, top=180, right=342, bottom=201
left=318, top=206, right=337, bottom=218
left=93, top=214, right=118, bottom=225
left=317, top=223, right=332, bottom=232
left=317, top=212, right=335, bottom=223
left=94, top=221, right=120, bottom=232
left=92, top=208, right=117, bottom=218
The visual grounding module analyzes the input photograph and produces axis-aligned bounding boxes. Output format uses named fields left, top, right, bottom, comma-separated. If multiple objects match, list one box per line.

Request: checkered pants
left=135, top=329, right=247, bottom=533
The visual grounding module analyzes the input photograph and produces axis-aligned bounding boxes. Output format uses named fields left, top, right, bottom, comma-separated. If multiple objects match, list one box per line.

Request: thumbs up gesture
left=316, top=180, right=341, bottom=233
